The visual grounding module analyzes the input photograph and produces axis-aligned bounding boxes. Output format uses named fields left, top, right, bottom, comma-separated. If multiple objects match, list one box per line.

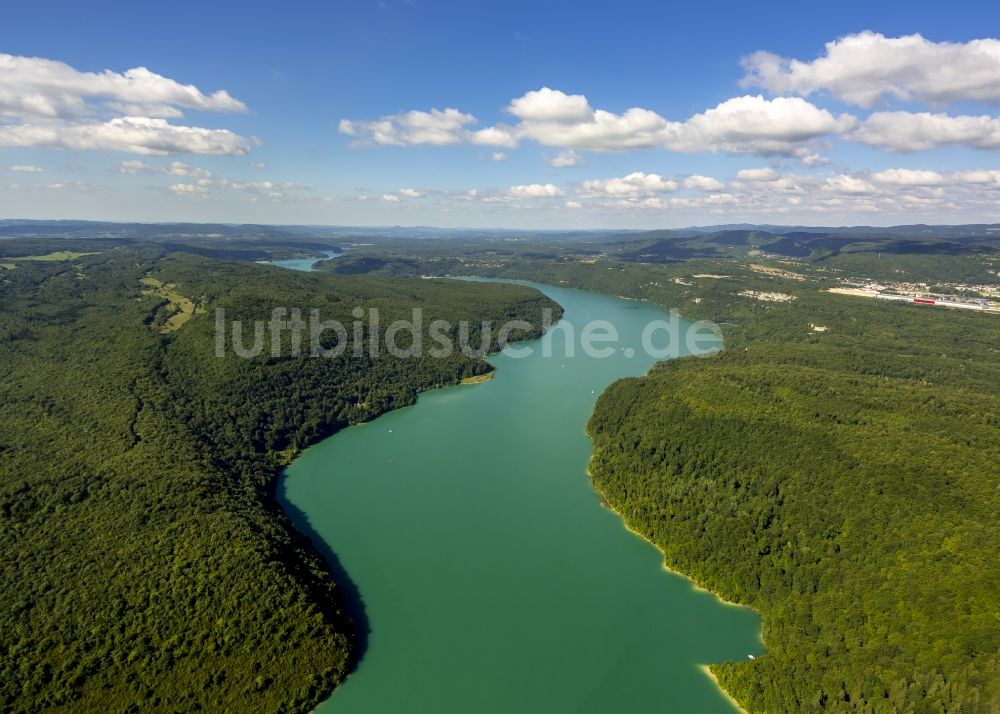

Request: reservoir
left=279, top=281, right=763, bottom=713
left=266, top=249, right=341, bottom=272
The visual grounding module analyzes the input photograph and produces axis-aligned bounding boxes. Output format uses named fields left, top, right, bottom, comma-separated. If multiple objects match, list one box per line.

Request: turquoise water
left=268, top=250, right=341, bottom=272
left=280, top=282, right=762, bottom=713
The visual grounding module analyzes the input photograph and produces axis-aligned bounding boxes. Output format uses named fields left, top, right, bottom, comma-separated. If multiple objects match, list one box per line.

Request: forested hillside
left=583, top=271, right=1000, bottom=712
left=0, top=248, right=558, bottom=712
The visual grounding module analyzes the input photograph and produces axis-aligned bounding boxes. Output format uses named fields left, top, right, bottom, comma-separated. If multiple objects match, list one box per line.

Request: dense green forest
left=573, top=266, right=1000, bottom=712
left=3, top=222, right=999, bottom=712
left=0, top=246, right=558, bottom=712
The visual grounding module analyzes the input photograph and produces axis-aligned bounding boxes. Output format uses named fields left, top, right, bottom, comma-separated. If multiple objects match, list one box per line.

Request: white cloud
left=683, top=175, right=724, bottom=191
left=704, top=193, right=739, bottom=205
left=339, top=108, right=514, bottom=147
left=824, top=175, right=877, bottom=194
left=118, top=159, right=213, bottom=177
left=468, top=126, right=519, bottom=148
left=488, top=152, right=508, bottom=161
left=580, top=171, right=678, bottom=197
left=168, top=183, right=208, bottom=196
left=398, top=188, right=423, bottom=198
left=9, top=164, right=43, bottom=172
left=507, top=87, right=593, bottom=123
left=735, top=167, right=778, bottom=182
left=545, top=149, right=585, bottom=167
left=512, top=90, right=853, bottom=157
left=951, top=169, right=1000, bottom=185
left=869, top=168, right=946, bottom=186
left=341, top=89, right=855, bottom=159
left=0, top=116, right=249, bottom=155
left=865, top=168, right=1000, bottom=188
left=157, top=171, right=312, bottom=202
left=381, top=193, right=401, bottom=202
left=503, top=183, right=563, bottom=199
left=508, top=88, right=671, bottom=151
left=741, top=32, right=1000, bottom=107
left=0, top=53, right=246, bottom=119
left=444, top=164, right=1000, bottom=221
left=117, top=159, right=149, bottom=174
left=0, top=54, right=249, bottom=158
left=849, top=111, right=1000, bottom=152
left=663, top=95, right=856, bottom=157
left=166, top=160, right=211, bottom=178
left=221, top=180, right=308, bottom=194
left=801, top=153, right=829, bottom=167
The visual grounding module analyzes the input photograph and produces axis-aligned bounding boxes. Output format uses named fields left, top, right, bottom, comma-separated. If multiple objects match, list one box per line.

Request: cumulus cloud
left=0, top=116, right=250, bottom=155
left=869, top=168, right=946, bottom=186
left=870, top=168, right=1000, bottom=187
left=683, top=174, right=724, bottom=191
left=381, top=193, right=401, bottom=202
left=9, top=164, right=43, bottom=172
left=0, top=53, right=246, bottom=118
left=448, top=164, right=1000, bottom=221
left=0, top=54, right=250, bottom=157
left=580, top=171, right=678, bottom=197
left=507, top=87, right=593, bottom=123
left=663, top=95, right=857, bottom=157
left=801, top=153, right=830, bottom=167
left=506, top=88, right=672, bottom=151
left=166, top=160, right=212, bottom=178
left=848, top=111, right=1000, bottom=152
left=341, top=89, right=851, bottom=159
left=503, top=183, right=563, bottom=199
left=168, top=183, right=208, bottom=196
left=545, top=149, right=585, bottom=167
left=824, top=175, right=877, bottom=195
left=468, top=126, right=518, bottom=148
left=741, top=32, right=1000, bottom=107
left=339, top=108, right=514, bottom=147
left=735, top=167, right=779, bottom=182
left=398, top=188, right=424, bottom=198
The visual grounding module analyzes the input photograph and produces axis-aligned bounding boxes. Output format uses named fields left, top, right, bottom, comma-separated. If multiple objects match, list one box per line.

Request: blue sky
left=3, top=0, right=1000, bottom=228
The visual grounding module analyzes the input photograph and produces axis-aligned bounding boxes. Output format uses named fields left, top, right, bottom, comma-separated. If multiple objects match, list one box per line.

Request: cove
left=279, top=282, right=763, bottom=713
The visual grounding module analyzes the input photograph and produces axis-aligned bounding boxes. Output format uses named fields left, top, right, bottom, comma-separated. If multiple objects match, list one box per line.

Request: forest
left=576, top=264, right=1000, bottom=712
left=3, top=224, right=999, bottom=712
left=0, top=245, right=558, bottom=712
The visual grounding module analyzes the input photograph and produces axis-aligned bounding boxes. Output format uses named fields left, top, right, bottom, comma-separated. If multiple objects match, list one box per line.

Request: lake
left=279, top=281, right=763, bottom=713
left=265, top=250, right=342, bottom=272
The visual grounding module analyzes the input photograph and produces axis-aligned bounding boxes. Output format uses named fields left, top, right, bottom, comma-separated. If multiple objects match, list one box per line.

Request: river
left=279, top=279, right=763, bottom=712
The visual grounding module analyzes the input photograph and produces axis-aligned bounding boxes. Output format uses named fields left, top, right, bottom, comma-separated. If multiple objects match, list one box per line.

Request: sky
left=3, top=0, right=1000, bottom=229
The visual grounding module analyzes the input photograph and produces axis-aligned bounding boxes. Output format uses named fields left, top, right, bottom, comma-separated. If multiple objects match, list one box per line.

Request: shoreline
left=279, top=290, right=564, bottom=710
left=460, top=371, right=494, bottom=384
left=699, top=665, right=750, bottom=714
left=587, top=461, right=763, bottom=711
